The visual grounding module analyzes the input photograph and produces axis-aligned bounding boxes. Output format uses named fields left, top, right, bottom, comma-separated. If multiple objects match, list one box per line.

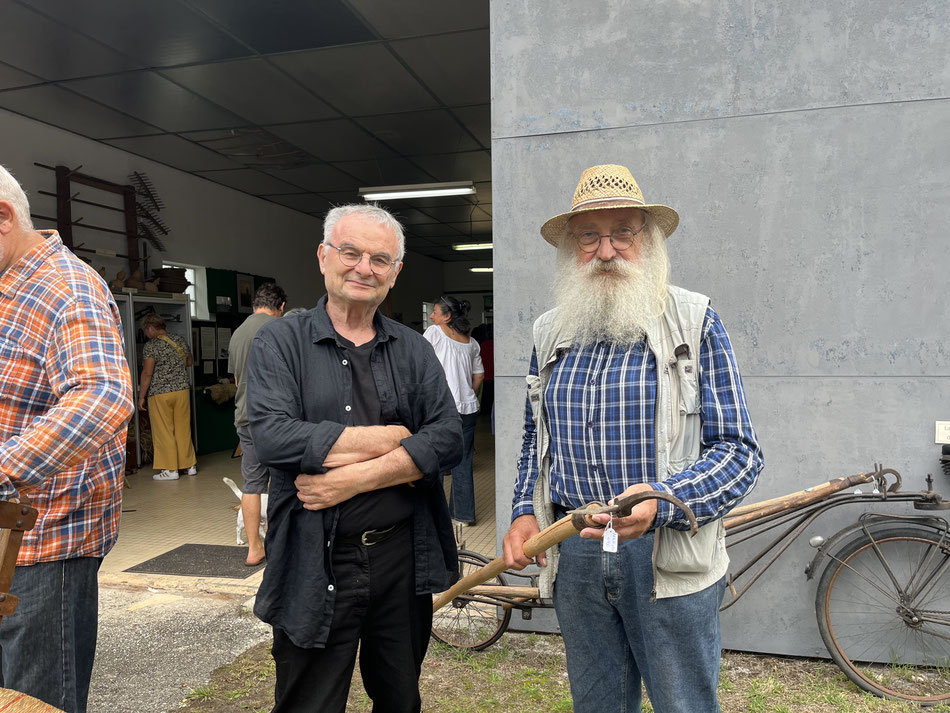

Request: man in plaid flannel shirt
left=0, top=165, right=133, bottom=712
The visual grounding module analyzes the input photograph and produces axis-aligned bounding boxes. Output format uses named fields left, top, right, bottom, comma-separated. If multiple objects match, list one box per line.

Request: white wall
left=1, top=108, right=323, bottom=308
left=387, top=249, right=443, bottom=331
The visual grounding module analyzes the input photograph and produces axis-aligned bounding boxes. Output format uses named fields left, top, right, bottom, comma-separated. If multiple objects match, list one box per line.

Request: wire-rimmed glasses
left=324, top=243, right=398, bottom=275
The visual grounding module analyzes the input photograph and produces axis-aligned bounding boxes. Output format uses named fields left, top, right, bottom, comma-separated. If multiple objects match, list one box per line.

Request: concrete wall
left=491, top=0, right=950, bottom=655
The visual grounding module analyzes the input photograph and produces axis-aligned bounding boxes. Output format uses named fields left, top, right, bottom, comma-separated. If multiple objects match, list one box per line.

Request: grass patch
left=175, top=635, right=950, bottom=713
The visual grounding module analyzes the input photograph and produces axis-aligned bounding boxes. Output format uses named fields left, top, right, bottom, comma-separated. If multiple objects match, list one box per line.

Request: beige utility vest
left=527, top=285, right=729, bottom=600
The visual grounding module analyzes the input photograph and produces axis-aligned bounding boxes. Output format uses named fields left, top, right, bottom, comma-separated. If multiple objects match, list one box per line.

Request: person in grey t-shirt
left=228, top=282, right=286, bottom=565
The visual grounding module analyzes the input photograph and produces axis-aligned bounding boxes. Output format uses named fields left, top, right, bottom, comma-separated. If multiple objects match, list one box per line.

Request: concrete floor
left=86, top=415, right=497, bottom=712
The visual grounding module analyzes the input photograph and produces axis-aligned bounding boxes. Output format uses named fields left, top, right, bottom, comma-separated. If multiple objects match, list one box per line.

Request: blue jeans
left=0, top=557, right=102, bottom=713
left=553, top=532, right=725, bottom=713
left=448, top=412, right=478, bottom=523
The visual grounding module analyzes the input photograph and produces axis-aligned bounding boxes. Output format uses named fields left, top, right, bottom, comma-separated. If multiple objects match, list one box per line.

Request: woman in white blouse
left=424, top=296, right=484, bottom=525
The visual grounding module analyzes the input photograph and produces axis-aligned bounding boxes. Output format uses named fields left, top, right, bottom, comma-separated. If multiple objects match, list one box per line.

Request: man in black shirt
left=246, top=204, right=461, bottom=713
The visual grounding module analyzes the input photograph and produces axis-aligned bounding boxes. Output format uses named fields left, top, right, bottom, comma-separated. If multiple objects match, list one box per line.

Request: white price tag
left=602, top=517, right=618, bottom=553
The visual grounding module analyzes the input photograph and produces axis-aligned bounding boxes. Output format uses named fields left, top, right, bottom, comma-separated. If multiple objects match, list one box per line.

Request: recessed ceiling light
left=469, top=267, right=493, bottom=273
left=452, top=243, right=493, bottom=251
left=359, top=181, right=475, bottom=201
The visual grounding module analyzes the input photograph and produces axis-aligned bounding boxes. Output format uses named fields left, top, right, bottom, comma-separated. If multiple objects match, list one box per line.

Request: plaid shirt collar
left=0, top=230, right=62, bottom=299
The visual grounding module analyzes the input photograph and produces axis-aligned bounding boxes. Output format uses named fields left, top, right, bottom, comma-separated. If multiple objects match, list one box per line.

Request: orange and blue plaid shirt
left=0, top=231, right=133, bottom=564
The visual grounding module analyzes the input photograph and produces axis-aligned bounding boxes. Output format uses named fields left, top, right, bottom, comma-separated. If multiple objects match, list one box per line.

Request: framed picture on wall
left=236, top=274, right=254, bottom=314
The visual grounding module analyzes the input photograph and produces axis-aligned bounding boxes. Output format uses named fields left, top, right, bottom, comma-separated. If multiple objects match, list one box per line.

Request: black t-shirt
left=335, top=331, right=414, bottom=535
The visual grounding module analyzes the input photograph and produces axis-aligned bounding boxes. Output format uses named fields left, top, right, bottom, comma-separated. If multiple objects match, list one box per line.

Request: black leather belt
left=336, top=519, right=408, bottom=547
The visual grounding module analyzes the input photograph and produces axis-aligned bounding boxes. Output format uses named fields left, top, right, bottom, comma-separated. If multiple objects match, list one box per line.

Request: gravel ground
left=88, top=583, right=269, bottom=713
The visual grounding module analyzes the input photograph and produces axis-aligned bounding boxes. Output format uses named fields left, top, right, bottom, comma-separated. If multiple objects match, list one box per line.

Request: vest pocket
left=676, top=359, right=699, bottom=415
left=654, top=522, right=721, bottom=575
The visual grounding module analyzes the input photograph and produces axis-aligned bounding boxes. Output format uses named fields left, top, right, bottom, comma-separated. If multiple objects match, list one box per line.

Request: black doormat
left=125, top=544, right=265, bottom=579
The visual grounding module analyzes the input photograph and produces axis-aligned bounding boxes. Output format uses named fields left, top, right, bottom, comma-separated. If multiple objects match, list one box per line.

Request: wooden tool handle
left=724, top=472, right=873, bottom=529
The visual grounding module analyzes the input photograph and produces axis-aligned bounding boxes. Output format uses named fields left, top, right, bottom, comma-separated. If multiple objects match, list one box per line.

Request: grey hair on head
left=0, top=164, right=33, bottom=230
left=322, top=204, right=406, bottom=262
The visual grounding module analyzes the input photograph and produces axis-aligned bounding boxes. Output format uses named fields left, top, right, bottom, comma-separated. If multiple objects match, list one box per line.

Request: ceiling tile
left=65, top=72, right=243, bottom=132
left=331, top=158, right=435, bottom=186
left=180, top=128, right=311, bottom=167
left=348, top=0, right=488, bottom=38
left=0, top=2, right=141, bottom=79
left=411, top=150, right=491, bottom=182
left=162, top=59, right=338, bottom=125
left=261, top=164, right=360, bottom=192
left=195, top=169, right=301, bottom=195
left=405, top=223, right=466, bottom=238
left=186, top=0, right=375, bottom=53
left=21, top=0, right=252, bottom=66
left=453, top=104, right=490, bottom=147
left=356, top=110, right=480, bottom=155
left=392, top=30, right=489, bottom=106
left=388, top=207, right=438, bottom=225
left=414, top=205, right=485, bottom=223
left=105, top=135, right=239, bottom=171
left=0, top=61, right=40, bottom=91
left=271, top=44, right=439, bottom=115
left=0, top=85, right=159, bottom=138
left=268, top=120, right=396, bottom=162
left=447, top=220, right=493, bottom=235
left=317, top=190, right=360, bottom=205
left=264, top=193, right=332, bottom=215
left=474, top=181, right=492, bottom=204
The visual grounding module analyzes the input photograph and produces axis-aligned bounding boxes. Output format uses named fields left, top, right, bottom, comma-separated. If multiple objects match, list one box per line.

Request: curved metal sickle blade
left=568, top=490, right=699, bottom=536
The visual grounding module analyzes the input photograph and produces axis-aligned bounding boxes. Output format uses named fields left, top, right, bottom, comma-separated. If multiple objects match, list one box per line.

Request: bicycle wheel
left=432, top=550, right=512, bottom=650
left=816, top=526, right=950, bottom=704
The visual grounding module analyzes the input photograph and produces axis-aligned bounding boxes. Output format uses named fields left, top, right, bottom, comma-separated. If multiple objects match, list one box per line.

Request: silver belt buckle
left=361, top=524, right=395, bottom=546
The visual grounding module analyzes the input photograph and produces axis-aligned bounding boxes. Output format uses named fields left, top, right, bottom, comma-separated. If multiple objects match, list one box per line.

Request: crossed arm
left=294, top=424, right=420, bottom=510
left=246, top=332, right=462, bottom=512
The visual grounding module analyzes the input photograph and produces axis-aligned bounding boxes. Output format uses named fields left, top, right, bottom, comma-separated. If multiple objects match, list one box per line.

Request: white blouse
left=423, top=325, right=484, bottom=414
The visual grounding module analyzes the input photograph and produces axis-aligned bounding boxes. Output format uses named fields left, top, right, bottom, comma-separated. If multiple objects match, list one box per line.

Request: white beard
left=553, top=243, right=669, bottom=348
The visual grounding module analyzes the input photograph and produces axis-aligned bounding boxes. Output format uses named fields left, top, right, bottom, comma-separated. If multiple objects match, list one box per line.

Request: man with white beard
left=503, top=165, right=763, bottom=713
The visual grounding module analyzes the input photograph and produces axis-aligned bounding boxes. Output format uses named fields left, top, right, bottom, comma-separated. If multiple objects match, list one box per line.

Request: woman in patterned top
left=138, top=312, right=197, bottom=481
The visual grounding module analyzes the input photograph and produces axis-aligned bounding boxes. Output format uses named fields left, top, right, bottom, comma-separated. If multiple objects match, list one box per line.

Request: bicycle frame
left=721, top=468, right=949, bottom=610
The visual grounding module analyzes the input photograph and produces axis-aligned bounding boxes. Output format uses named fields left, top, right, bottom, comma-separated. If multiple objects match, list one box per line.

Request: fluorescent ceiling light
left=359, top=181, right=475, bottom=201
left=469, top=267, right=493, bottom=273
left=452, top=242, right=493, bottom=251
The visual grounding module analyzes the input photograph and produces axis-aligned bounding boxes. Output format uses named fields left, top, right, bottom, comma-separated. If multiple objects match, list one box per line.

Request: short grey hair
left=322, top=204, right=406, bottom=262
left=0, top=164, right=33, bottom=230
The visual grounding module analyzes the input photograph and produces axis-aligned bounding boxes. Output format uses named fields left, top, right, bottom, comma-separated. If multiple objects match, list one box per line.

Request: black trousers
left=271, top=527, right=432, bottom=713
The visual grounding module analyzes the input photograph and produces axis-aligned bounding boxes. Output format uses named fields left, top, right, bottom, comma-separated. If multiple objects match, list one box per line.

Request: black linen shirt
left=246, top=295, right=462, bottom=648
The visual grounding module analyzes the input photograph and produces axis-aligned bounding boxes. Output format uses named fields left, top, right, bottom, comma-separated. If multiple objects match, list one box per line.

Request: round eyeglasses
left=325, top=243, right=398, bottom=275
left=573, top=225, right=645, bottom=253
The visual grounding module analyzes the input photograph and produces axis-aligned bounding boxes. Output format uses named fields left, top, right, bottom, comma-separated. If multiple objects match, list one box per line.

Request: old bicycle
left=431, top=466, right=950, bottom=705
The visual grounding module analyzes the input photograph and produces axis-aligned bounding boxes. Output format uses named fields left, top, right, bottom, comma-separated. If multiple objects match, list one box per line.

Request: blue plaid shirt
left=512, top=306, right=763, bottom=530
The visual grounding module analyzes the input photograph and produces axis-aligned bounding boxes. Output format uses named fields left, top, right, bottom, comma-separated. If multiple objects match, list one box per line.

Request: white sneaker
left=185, top=466, right=198, bottom=476
left=153, top=469, right=179, bottom=481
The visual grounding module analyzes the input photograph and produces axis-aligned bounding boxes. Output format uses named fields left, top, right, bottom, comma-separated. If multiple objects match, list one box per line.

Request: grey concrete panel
left=722, top=376, right=949, bottom=655
left=492, top=100, right=950, bottom=379
left=493, top=372, right=950, bottom=653
left=491, top=0, right=950, bottom=138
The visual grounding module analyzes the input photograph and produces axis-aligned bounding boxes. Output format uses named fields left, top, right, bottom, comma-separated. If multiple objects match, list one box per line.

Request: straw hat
left=540, top=164, right=680, bottom=246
